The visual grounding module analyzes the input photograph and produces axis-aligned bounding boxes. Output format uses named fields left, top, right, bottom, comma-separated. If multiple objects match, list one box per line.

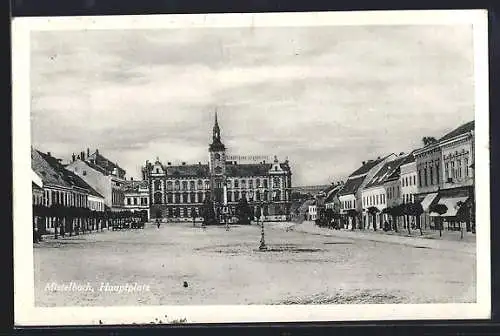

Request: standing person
left=156, top=218, right=160, bottom=229
left=192, top=210, right=197, bottom=227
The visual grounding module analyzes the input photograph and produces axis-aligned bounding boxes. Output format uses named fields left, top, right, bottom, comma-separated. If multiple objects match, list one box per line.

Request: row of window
left=418, top=157, right=471, bottom=188
left=402, top=194, right=415, bottom=204
left=88, top=199, right=105, bottom=212
left=363, top=193, right=386, bottom=207
left=40, top=188, right=89, bottom=208
left=153, top=190, right=288, bottom=205
left=387, top=184, right=400, bottom=200
left=111, top=189, right=125, bottom=206
left=126, top=197, right=149, bottom=206
left=444, top=158, right=470, bottom=181
left=153, top=177, right=289, bottom=192
left=417, top=162, right=440, bottom=188
left=401, top=174, right=416, bottom=188
left=340, top=200, right=355, bottom=210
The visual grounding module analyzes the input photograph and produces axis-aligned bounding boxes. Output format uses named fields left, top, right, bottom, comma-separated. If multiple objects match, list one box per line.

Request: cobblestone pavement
left=34, top=221, right=476, bottom=306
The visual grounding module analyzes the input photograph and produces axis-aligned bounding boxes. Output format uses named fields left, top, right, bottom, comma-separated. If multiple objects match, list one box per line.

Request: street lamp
left=259, top=190, right=277, bottom=251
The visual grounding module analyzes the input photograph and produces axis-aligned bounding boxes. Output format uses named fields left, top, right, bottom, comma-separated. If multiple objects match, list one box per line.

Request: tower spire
left=209, top=108, right=225, bottom=152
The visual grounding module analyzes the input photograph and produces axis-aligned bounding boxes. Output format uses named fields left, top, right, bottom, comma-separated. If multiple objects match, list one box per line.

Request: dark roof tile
left=439, top=120, right=474, bottom=142
left=338, top=176, right=365, bottom=196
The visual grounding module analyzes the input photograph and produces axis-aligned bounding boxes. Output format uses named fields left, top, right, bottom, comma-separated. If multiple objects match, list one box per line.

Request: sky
left=30, top=24, right=475, bottom=186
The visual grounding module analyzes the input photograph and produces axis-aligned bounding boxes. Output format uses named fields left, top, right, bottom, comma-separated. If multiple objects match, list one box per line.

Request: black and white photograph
left=12, top=10, right=490, bottom=325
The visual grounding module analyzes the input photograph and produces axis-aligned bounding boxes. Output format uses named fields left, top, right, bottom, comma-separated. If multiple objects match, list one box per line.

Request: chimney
left=377, top=156, right=381, bottom=160
left=87, top=148, right=90, bottom=157
left=72, top=153, right=76, bottom=162
left=131, top=177, right=134, bottom=181
left=47, top=152, right=51, bottom=157
left=81, top=151, right=85, bottom=161
left=198, top=162, right=201, bottom=165
left=399, top=152, right=405, bottom=156
left=182, top=162, right=186, bottom=166
left=167, top=162, right=172, bottom=166
left=362, top=161, right=366, bottom=165
left=96, top=149, right=99, bottom=155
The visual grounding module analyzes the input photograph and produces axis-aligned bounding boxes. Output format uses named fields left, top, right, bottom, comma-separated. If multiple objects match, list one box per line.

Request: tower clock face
left=215, top=153, right=221, bottom=160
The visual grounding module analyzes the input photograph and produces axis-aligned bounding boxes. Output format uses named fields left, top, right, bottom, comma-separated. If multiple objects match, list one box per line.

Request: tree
left=367, top=206, right=380, bottom=231
left=236, top=197, right=252, bottom=224
left=407, top=202, right=424, bottom=235
left=429, top=203, right=448, bottom=237
left=202, top=197, right=217, bottom=226
left=387, top=205, right=402, bottom=232
left=422, top=136, right=438, bottom=147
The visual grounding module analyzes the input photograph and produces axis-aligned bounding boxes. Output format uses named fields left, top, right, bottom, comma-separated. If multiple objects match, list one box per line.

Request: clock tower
left=209, top=111, right=226, bottom=204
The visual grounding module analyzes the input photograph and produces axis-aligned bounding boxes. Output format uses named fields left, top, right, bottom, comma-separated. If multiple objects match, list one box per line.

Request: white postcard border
left=12, top=10, right=490, bottom=326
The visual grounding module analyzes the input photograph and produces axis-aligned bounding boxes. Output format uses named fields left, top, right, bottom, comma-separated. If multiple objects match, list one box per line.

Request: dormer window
left=156, top=168, right=160, bottom=173
left=274, top=166, right=278, bottom=171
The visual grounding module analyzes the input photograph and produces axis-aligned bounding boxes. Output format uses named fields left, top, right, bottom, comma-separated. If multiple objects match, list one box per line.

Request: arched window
left=183, top=193, right=188, bottom=203
left=154, top=180, right=161, bottom=191
left=190, top=181, right=195, bottom=190
left=197, top=179, right=203, bottom=189
left=234, top=191, right=239, bottom=202
left=174, top=180, right=180, bottom=191
left=241, top=180, right=246, bottom=189
left=182, top=181, right=188, bottom=190
left=264, top=190, right=269, bottom=201
left=256, top=178, right=261, bottom=187
left=167, top=193, right=173, bottom=203
left=166, top=181, right=173, bottom=191
left=198, top=192, right=204, bottom=203
left=174, top=194, right=180, bottom=203
left=154, top=192, right=162, bottom=204
left=190, top=192, right=196, bottom=203
left=274, top=191, right=280, bottom=202
left=227, top=191, right=232, bottom=202
left=205, top=181, right=210, bottom=189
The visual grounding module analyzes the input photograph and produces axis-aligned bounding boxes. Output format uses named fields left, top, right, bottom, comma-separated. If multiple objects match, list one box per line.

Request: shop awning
left=429, top=196, right=469, bottom=217
left=420, top=192, right=438, bottom=212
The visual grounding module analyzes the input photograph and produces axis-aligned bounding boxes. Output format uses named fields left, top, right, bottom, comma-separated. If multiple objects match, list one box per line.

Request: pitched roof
left=87, top=151, right=126, bottom=176
left=225, top=163, right=271, bottom=177
left=350, top=156, right=386, bottom=177
left=325, top=185, right=342, bottom=203
left=32, top=149, right=73, bottom=188
left=439, top=120, right=474, bottom=142
left=338, top=175, right=365, bottom=196
left=123, top=180, right=149, bottom=192
left=32, top=148, right=104, bottom=198
left=163, top=164, right=210, bottom=177
left=365, top=155, right=409, bottom=188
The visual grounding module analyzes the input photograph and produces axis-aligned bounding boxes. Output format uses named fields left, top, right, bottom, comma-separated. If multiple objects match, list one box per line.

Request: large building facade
left=143, top=113, right=293, bottom=222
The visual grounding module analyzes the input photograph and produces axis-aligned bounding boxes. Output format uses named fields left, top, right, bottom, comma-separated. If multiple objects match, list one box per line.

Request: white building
left=308, top=202, right=317, bottom=221
left=66, top=149, right=126, bottom=212
left=338, top=155, right=395, bottom=229
left=362, top=154, right=409, bottom=230
left=123, top=179, right=150, bottom=220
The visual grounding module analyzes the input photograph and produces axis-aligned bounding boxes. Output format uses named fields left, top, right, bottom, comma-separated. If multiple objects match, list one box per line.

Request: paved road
left=34, top=221, right=476, bottom=306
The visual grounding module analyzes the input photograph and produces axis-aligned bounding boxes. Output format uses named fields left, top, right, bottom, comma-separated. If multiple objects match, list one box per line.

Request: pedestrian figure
left=156, top=219, right=160, bottom=229
left=383, top=221, right=389, bottom=232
